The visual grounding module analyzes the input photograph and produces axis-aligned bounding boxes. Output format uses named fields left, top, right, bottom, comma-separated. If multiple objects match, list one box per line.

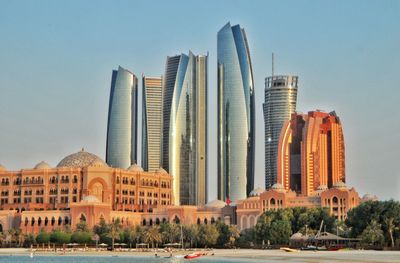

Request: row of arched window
left=24, top=216, right=70, bottom=227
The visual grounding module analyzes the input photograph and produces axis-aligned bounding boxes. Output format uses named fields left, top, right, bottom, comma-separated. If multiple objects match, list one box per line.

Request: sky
left=0, top=0, right=399, bottom=201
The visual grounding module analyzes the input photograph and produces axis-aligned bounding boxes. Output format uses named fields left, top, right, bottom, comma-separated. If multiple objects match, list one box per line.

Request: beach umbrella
left=99, top=243, right=108, bottom=247
left=119, top=243, right=127, bottom=246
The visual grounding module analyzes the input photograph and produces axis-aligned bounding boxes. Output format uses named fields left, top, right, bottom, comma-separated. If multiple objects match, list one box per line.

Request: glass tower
left=217, top=22, right=255, bottom=203
left=162, top=52, right=208, bottom=205
left=142, top=76, right=163, bottom=172
left=263, top=75, right=298, bottom=189
left=106, top=66, right=138, bottom=169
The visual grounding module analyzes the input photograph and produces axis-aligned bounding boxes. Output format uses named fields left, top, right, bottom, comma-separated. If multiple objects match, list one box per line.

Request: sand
left=0, top=248, right=399, bottom=262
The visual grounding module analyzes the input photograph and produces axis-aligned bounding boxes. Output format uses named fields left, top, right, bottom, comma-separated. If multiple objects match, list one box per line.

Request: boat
left=280, top=247, right=299, bottom=252
left=184, top=252, right=202, bottom=259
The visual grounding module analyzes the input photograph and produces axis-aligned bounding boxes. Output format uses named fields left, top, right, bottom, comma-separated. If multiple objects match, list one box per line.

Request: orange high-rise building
left=277, top=111, right=345, bottom=196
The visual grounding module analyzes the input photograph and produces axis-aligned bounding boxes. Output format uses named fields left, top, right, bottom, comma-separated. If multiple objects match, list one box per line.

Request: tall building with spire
left=142, top=76, right=163, bottom=172
left=217, top=22, right=255, bottom=203
left=106, top=66, right=138, bottom=169
left=162, top=52, right=208, bottom=205
left=263, top=75, right=298, bottom=189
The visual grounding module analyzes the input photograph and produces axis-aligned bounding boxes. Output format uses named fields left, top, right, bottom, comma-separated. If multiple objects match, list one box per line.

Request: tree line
left=1, top=200, right=398, bottom=249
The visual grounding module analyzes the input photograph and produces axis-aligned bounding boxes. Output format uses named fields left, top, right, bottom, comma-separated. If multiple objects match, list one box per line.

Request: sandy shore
left=0, top=248, right=399, bottom=262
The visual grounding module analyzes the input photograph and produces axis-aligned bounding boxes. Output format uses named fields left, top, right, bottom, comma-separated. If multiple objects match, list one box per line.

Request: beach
left=0, top=248, right=399, bottom=262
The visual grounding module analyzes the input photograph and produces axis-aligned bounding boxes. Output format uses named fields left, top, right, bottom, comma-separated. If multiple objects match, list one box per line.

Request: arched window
left=162, top=218, right=167, bottom=224
left=174, top=215, right=180, bottom=224
left=45, top=217, right=48, bottom=226
left=31, top=217, right=35, bottom=226
left=38, top=217, right=42, bottom=226
left=149, top=219, right=153, bottom=226
left=197, top=218, right=201, bottom=225
left=156, top=218, right=160, bottom=225
left=211, top=217, right=215, bottom=224
left=204, top=218, right=208, bottom=225
left=64, top=216, right=69, bottom=225
left=142, top=219, right=146, bottom=226
left=25, top=217, right=28, bottom=226
left=51, top=217, right=55, bottom=226
left=58, top=216, right=62, bottom=225
left=80, top=214, right=86, bottom=222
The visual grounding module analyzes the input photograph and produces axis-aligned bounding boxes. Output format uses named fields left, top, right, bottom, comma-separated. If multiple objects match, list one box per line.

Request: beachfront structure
left=263, top=75, right=298, bottom=189
left=106, top=66, right=138, bottom=169
left=217, top=22, right=255, bottom=203
left=236, top=183, right=360, bottom=230
left=277, top=111, right=346, bottom=196
left=161, top=52, right=208, bottom=206
left=0, top=151, right=236, bottom=234
left=142, top=76, right=163, bottom=172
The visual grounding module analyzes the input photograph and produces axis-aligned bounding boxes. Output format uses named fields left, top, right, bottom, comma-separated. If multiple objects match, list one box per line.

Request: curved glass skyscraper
left=163, top=52, right=208, bottom=205
left=106, top=66, right=138, bottom=169
left=263, top=75, right=298, bottom=189
left=217, top=22, right=255, bottom=202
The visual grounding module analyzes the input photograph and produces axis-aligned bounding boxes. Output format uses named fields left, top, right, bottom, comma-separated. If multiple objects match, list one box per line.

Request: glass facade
left=106, top=66, right=138, bottom=169
left=217, top=23, right=255, bottom=202
left=163, top=52, right=208, bottom=205
left=263, top=75, right=298, bottom=189
left=142, top=76, right=163, bottom=172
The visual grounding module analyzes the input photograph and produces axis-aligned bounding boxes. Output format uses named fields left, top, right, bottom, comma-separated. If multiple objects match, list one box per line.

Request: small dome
left=271, top=183, right=285, bottom=192
left=0, top=164, right=6, bottom=171
left=81, top=195, right=101, bottom=203
left=205, top=199, right=226, bottom=209
left=317, top=185, right=328, bottom=191
left=333, top=181, right=347, bottom=189
left=128, top=163, right=144, bottom=172
left=156, top=167, right=168, bottom=174
left=34, top=161, right=51, bottom=170
left=249, top=187, right=264, bottom=197
left=57, top=149, right=108, bottom=168
left=362, top=194, right=378, bottom=202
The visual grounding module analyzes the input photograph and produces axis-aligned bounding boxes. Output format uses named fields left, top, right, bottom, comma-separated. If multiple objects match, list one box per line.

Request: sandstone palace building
left=0, top=150, right=234, bottom=234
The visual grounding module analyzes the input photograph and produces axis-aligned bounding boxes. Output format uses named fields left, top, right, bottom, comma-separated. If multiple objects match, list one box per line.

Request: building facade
left=277, top=111, right=345, bottom=196
left=142, top=76, right=163, bottom=172
left=236, top=183, right=360, bottom=230
left=162, top=52, right=208, bottom=206
left=0, top=150, right=173, bottom=233
left=263, top=75, right=298, bottom=189
left=0, top=151, right=236, bottom=234
left=217, top=22, right=255, bottom=203
left=106, top=66, right=138, bottom=169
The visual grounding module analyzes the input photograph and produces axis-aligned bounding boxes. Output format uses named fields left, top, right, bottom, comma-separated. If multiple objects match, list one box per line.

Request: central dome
left=57, top=149, right=108, bottom=168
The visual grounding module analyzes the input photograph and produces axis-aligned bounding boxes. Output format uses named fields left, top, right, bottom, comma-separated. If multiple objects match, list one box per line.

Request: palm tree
left=144, top=226, right=161, bottom=249
left=384, top=217, right=399, bottom=248
left=16, top=229, right=25, bottom=247
left=125, top=225, right=142, bottom=247
left=107, top=219, right=122, bottom=251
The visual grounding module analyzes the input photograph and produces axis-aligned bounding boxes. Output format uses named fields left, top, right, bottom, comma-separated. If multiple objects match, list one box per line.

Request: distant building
left=263, top=75, right=298, bottom=189
left=106, top=66, right=138, bottom=169
left=237, top=182, right=360, bottom=230
left=0, top=150, right=173, bottom=233
left=277, top=111, right=345, bottom=196
left=162, top=52, right=208, bottom=206
left=142, top=76, right=163, bottom=172
left=217, top=22, right=255, bottom=203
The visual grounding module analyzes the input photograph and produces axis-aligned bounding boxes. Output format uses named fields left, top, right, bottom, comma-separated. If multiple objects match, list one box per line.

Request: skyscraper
left=142, top=76, right=163, bottom=172
left=106, top=66, right=138, bottom=169
left=162, top=52, right=208, bottom=205
left=277, top=111, right=346, bottom=196
left=217, top=22, right=255, bottom=203
left=263, top=75, right=298, bottom=189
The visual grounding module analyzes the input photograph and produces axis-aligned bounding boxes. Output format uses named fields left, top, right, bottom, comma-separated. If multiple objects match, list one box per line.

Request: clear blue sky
left=0, top=0, right=399, bottom=201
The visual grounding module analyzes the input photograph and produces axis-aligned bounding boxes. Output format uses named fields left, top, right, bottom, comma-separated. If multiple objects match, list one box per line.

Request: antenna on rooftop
left=272, top=52, right=275, bottom=77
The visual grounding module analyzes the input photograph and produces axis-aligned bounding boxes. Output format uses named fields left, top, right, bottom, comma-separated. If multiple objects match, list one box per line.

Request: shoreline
left=0, top=248, right=399, bottom=262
